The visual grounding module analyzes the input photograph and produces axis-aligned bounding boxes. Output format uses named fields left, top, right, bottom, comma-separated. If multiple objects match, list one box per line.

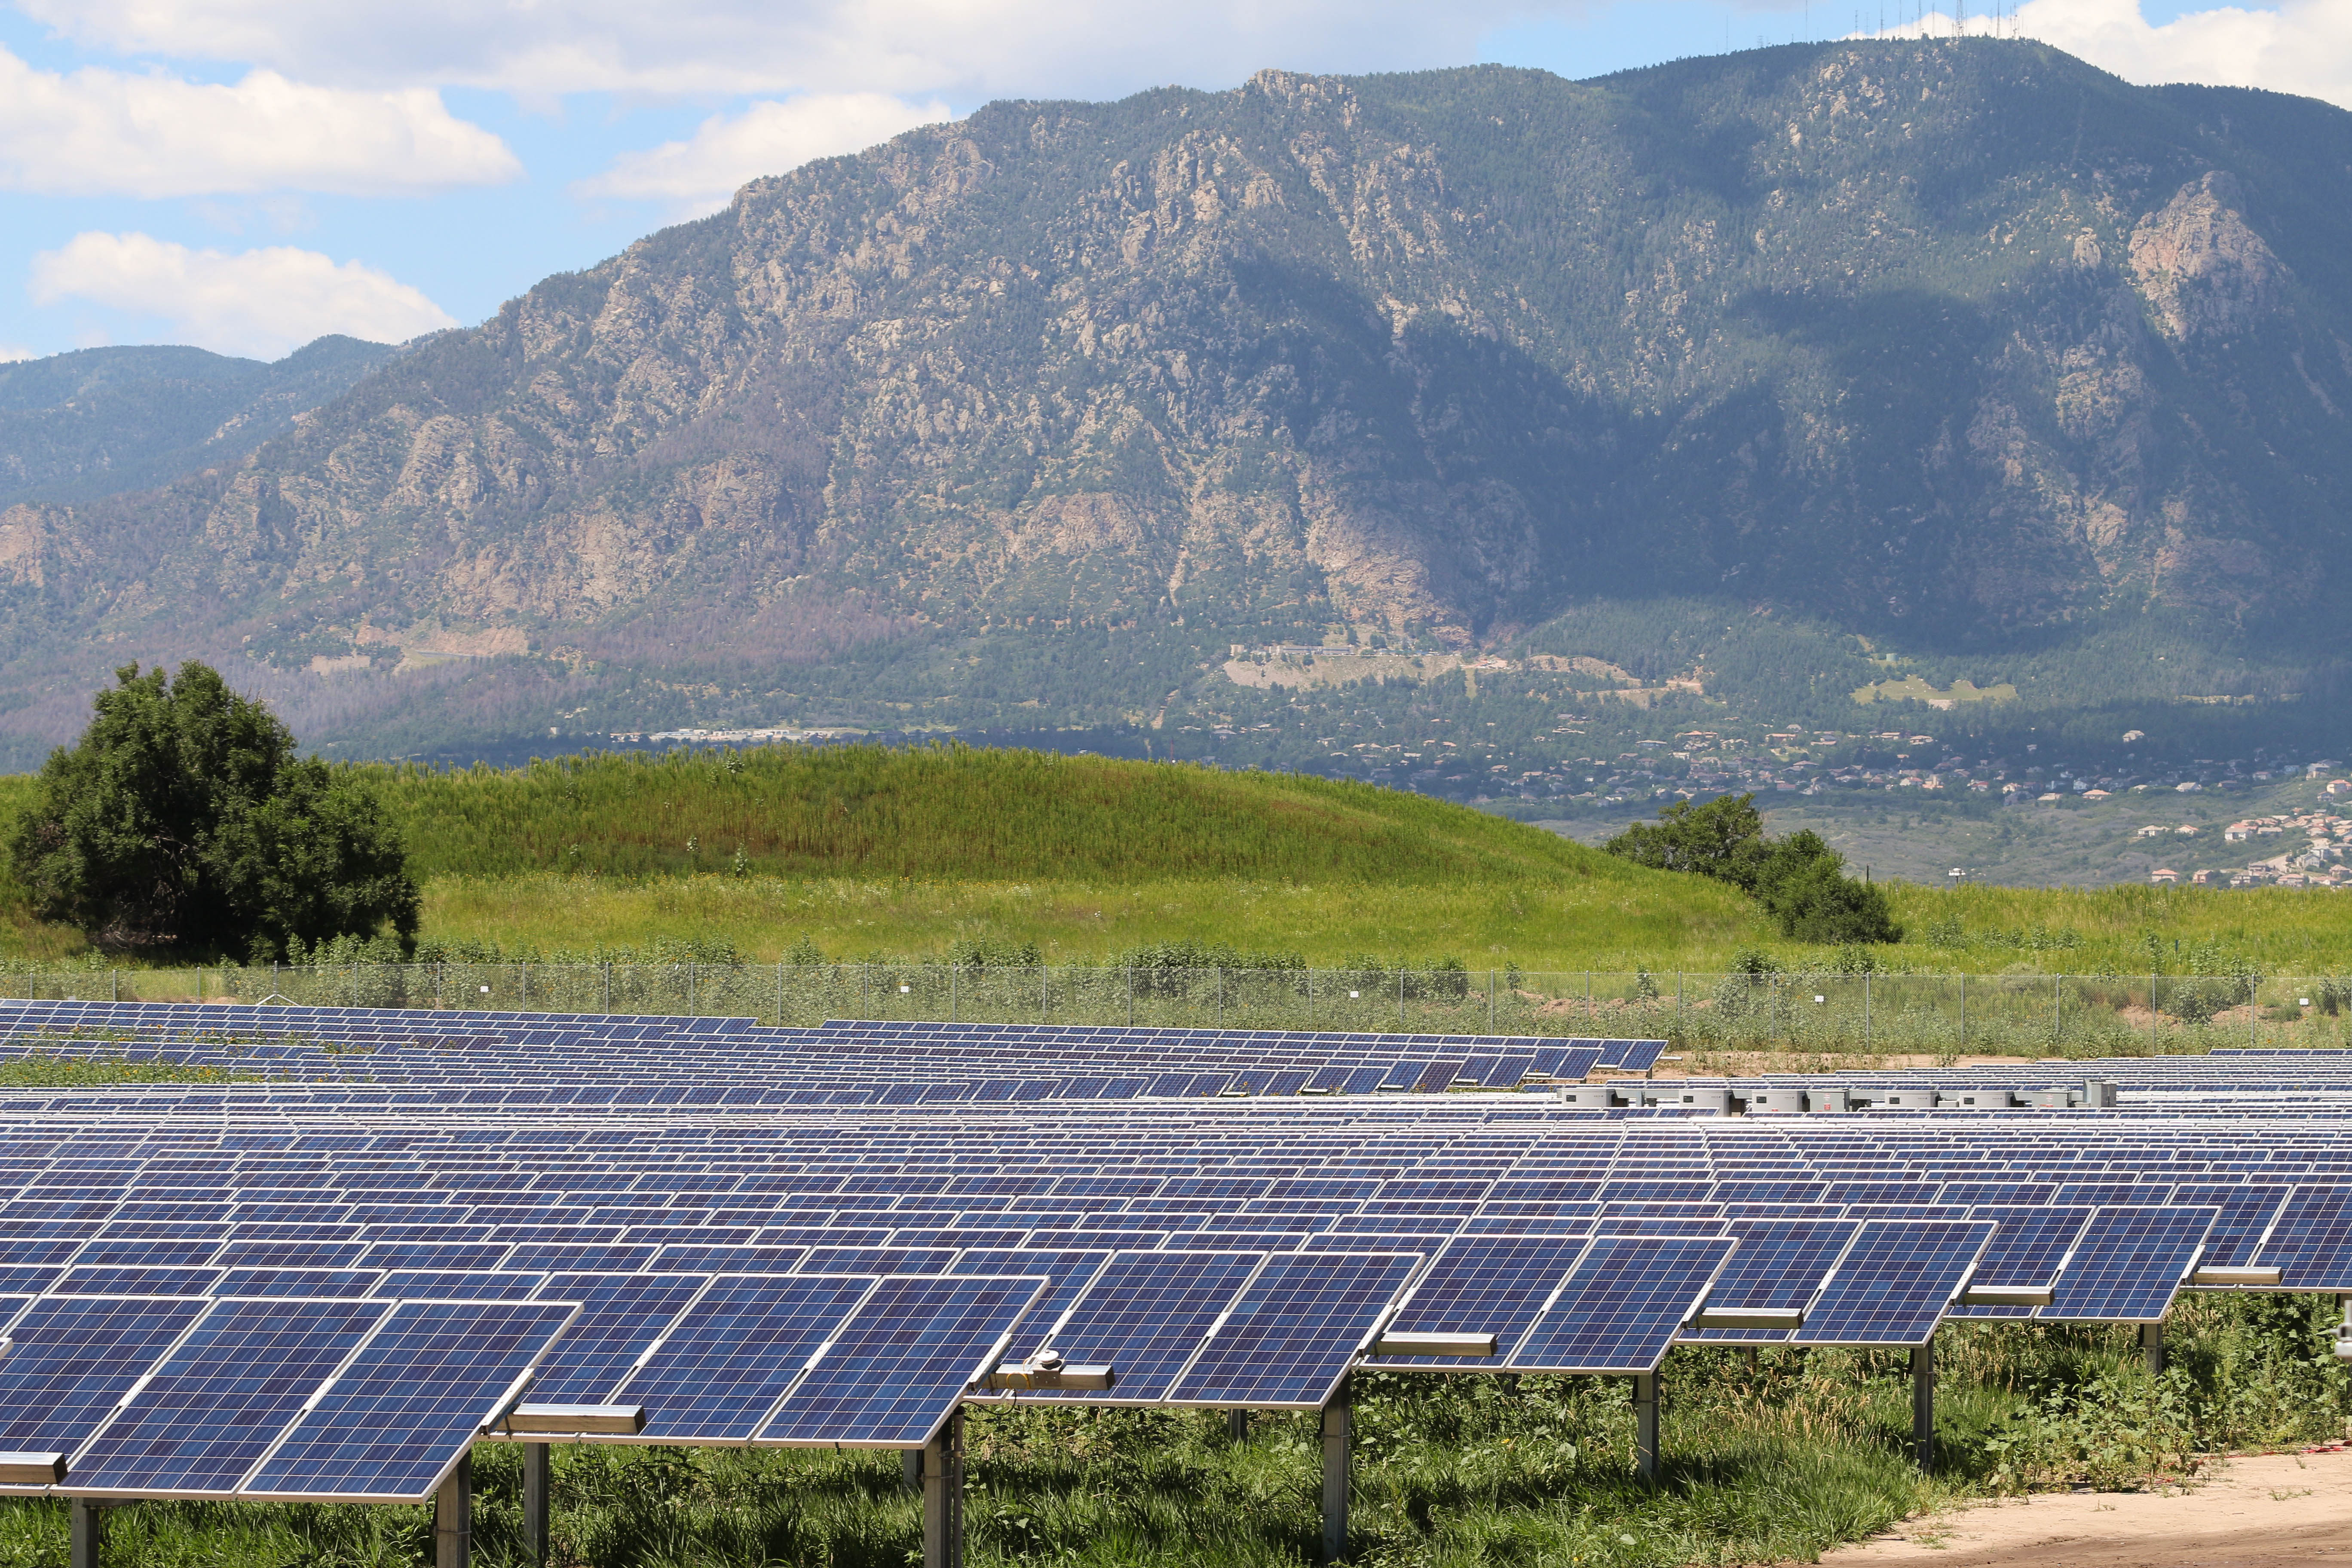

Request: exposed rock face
left=0, top=43, right=2349, bottom=756
left=2130, top=171, right=2289, bottom=341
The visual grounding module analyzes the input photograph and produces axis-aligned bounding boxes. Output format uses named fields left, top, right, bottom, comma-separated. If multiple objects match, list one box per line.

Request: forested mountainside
left=0, top=337, right=395, bottom=511
left=1, top=40, right=2348, bottom=768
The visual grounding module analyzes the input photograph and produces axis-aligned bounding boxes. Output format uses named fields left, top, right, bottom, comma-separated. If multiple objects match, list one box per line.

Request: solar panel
left=1791, top=1220, right=1995, bottom=1346
left=68, top=1298, right=390, bottom=1495
left=525, top=1273, right=715, bottom=1403
left=2041, top=1207, right=2216, bottom=1322
left=995, top=1251, right=1263, bottom=1403
left=1168, top=1252, right=1421, bottom=1407
left=1367, top=1236, right=1586, bottom=1366
left=760, top=1274, right=1045, bottom=1445
left=1507, top=1236, right=1733, bottom=1373
left=2249, top=1185, right=2352, bottom=1290
left=243, top=1298, right=577, bottom=1502
left=0, top=1295, right=208, bottom=1457
left=617, top=1275, right=878, bottom=1439
left=1680, top=1219, right=1857, bottom=1342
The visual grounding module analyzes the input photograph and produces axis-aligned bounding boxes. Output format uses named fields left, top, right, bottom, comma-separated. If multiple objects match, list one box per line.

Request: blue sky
left=0, top=0, right=2340, bottom=364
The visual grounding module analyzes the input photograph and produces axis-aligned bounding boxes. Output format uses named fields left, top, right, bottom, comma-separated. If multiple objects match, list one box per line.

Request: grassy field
left=0, top=747, right=2347, bottom=974
left=0, top=1298, right=2340, bottom=1568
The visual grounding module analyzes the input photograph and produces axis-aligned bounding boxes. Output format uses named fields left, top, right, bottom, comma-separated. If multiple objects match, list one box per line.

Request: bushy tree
left=6, top=662, right=419, bottom=958
left=1600, top=793, right=1771, bottom=890
left=1604, top=796, right=1901, bottom=944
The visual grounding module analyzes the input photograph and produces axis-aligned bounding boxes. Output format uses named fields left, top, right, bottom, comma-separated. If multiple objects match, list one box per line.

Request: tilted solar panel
left=1947, top=1206, right=2091, bottom=1319
left=616, top=1275, right=878, bottom=1440
left=2041, top=1206, right=2215, bottom=1322
left=523, top=1272, right=715, bottom=1403
left=1507, top=1236, right=1733, bottom=1374
left=67, top=1297, right=390, bottom=1496
left=1791, top=1220, right=1994, bottom=1346
left=996, top=1250, right=1264, bottom=1404
left=243, top=1298, right=577, bottom=1502
left=1680, top=1219, right=1857, bottom=1342
left=1367, top=1235, right=1587, bottom=1367
left=760, top=1274, right=1045, bottom=1445
left=0, top=1295, right=207, bottom=1460
left=1168, top=1252, right=1421, bottom=1408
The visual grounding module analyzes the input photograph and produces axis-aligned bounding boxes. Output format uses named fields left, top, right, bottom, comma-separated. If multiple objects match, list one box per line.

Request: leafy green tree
left=1753, top=830, right=1903, bottom=944
left=1600, top=793, right=1770, bottom=890
left=1605, top=799, right=1901, bottom=943
left=7, top=662, right=418, bottom=958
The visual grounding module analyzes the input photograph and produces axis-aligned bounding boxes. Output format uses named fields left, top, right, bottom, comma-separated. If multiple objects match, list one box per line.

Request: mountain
left=2, top=41, right=2350, bottom=775
left=0, top=336, right=397, bottom=511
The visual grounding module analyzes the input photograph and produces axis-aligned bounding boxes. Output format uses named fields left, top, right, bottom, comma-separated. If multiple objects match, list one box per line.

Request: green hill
left=373, top=744, right=1629, bottom=884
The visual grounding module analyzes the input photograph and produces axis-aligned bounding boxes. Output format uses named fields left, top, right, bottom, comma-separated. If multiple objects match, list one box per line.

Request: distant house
left=2176, top=824, right=2199, bottom=836
left=2083, top=788, right=2112, bottom=799
left=2192, top=869, right=2217, bottom=885
left=2150, top=868, right=2180, bottom=884
left=2226, top=821, right=2255, bottom=842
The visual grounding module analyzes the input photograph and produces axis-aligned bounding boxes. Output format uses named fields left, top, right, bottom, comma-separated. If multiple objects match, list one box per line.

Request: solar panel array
left=0, top=998, right=2345, bottom=1510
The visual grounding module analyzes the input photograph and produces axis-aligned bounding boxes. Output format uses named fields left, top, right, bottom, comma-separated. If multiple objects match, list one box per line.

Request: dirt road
left=1813, top=1449, right=2352, bottom=1566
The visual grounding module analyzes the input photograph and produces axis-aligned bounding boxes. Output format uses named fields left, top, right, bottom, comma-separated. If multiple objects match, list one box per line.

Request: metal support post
left=522, top=1441, right=550, bottom=1566
left=70, top=1499, right=102, bottom=1568
left=435, top=1452, right=472, bottom=1568
left=1319, top=1384, right=1351, bottom=1565
left=2140, top=1320, right=2165, bottom=1374
left=922, top=1409, right=963, bottom=1568
left=1631, top=1372, right=1659, bottom=1481
left=904, top=1445, right=924, bottom=1491
left=1228, top=1409, right=1250, bottom=1441
left=1911, top=1341, right=1935, bottom=1470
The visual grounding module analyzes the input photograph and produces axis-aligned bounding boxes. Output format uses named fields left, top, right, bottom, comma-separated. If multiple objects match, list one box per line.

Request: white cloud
left=15, top=0, right=1543, bottom=100
left=577, top=93, right=951, bottom=216
left=0, top=45, right=518, bottom=197
left=2013, top=0, right=2352, bottom=110
left=0, top=345, right=37, bottom=363
left=28, top=233, right=457, bottom=360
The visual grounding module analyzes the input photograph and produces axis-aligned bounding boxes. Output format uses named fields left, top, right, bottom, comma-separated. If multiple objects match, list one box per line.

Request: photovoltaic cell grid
left=1168, top=1252, right=1422, bottom=1407
left=1368, top=1236, right=1587, bottom=1366
left=1678, top=1219, right=1856, bottom=1342
left=1509, top=1236, right=1734, bottom=1373
left=763, top=1274, right=1046, bottom=1445
left=2041, top=1207, right=2216, bottom=1322
left=0, top=998, right=2345, bottom=1509
left=1792, top=1221, right=1996, bottom=1346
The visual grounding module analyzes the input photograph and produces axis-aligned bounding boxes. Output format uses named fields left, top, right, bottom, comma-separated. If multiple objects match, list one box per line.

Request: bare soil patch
left=1810, top=1449, right=2352, bottom=1566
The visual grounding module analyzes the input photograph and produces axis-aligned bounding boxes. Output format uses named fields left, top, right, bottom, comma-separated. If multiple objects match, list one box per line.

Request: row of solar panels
left=0, top=1199, right=2232, bottom=1507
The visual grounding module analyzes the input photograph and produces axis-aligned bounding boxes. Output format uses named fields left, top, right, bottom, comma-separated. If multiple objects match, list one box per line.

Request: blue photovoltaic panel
left=617, top=1275, right=876, bottom=1439
left=502, top=1243, right=661, bottom=1274
left=655, top=1245, right=806, bottom=1274
left=2171, top=1184, right=2288, bottom=1269
left=1948, top=1207, right=2092, bottom=1319
left=525, top=1273, right=714, bottom=1403
left=760, top=1274, right=1044, bottom=1444
left=0, top=1266, right=60, bottom=1293
left=69, top=1297, right=389, bottom=1495
left=1369, top=1236, right=1586, bottom=1366
left=1792, top=1220, right=1995, bottom=1346
left=216, top=1269, right=382, bottom=1298
left=2041, top=1207, right=2215, bottom=1322
left=357, top=1241, right=511, bottom=1271
left=1507, top=1236, right=1733, bottom=1373
left=0, top=1295, right=207, bottom=1453
left=212, top=1240, right=368, bottom=1270
left=245, top=1299, right=575, bottom=1502
left=375, top=1271, right=544, bottom=1300
left=1006, top=1251, right=1264, bottom=1403
left=953, top=1250, right=1110, bottom=1357
left=1681, top=1219, right=1857, bottom=1342
left=2251, top=1186, right=2352, bottom=1290
left=797, top=1247, right=957, bottom=1276
left=56, top=1266, right=219, bottom=1296
left=1169, top=1252, right=1420, bottom=1407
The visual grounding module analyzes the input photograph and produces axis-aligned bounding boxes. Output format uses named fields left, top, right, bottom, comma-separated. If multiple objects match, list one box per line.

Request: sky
left=0, top=0, right=2346, bottom=364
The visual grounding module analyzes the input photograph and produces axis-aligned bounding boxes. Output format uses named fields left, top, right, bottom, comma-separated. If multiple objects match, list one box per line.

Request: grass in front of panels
left=2, top=1298, right=2342, bottom=1568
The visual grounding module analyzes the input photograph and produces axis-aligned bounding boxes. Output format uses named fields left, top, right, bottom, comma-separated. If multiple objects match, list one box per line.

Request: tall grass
left=2, top=1298, right=2340, bottom=1568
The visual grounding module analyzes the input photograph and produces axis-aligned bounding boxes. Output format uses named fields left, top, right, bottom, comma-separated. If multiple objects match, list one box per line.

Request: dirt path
left=1809, top=1449, right=2352, bottom=1566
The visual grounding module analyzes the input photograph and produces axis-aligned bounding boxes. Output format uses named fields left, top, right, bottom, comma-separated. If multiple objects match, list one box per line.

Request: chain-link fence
left=3, top=965, right=2349, bottom=1057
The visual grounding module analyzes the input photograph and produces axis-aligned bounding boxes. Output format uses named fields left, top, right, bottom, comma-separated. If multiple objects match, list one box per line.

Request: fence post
left=778, top=963, right=786, bottom=1026
left=1396, top=968, right=1404, bottom=1028
left=1676, top=972, right=1684, bottom=1042
left=688, top=962, right=697, bottom=1014
left=1586, top=971, right=1592, bottom=1024
left=2250, top=974, right=2258, bottom=1047
left=1217, top=967, right=1225, bottom=1028
left=950, top=967, right=957, bottom=1023
left=1864, top=971, right=1871, bottom=1050
left=2053, top=974, right=2062, bottom=1043
left=1488, top=969, right=1496, bottom=1032
left=1127, top=966, right=1134, bottom=1027
left=1307, top=967, right=1314, bottom=1027
left=111, top=971, right=118, bottom=1004
left=2151, top=972, right=2159, bottom=1056
left=1040, top=965, right=1048, bottom=1024
left=603, top=962, right=612, bottom=1011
